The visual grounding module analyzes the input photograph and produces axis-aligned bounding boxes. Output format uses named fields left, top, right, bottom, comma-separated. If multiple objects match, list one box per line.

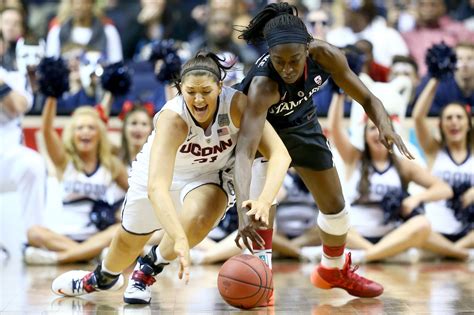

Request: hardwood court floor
left=0, top=257, right=473, bottom=314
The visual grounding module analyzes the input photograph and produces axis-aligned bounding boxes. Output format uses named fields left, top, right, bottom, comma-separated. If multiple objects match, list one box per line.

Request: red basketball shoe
left=310, top=253, right=383, bottom=298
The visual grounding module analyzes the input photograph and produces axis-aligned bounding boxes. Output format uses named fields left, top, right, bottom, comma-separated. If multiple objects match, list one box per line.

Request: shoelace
left=130, top=270, right=156, bottom=292
left=72, top=273, right=96, bottom=294
left=72, top=278, right=83, bottom=294
left=341, top=253, right=376, bottom=291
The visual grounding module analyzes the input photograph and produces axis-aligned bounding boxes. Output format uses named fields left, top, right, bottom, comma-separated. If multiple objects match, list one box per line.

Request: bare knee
left=409, top=216, right=431, bottom=245
left=27, top=225, right=49, bottom=247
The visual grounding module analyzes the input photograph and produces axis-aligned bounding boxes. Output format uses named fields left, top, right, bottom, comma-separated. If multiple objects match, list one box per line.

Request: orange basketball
left=217, top=254, right=273, bottom=309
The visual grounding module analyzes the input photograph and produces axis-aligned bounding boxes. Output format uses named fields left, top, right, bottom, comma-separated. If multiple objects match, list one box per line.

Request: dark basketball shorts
left=275, top=115, right=334, bottom=171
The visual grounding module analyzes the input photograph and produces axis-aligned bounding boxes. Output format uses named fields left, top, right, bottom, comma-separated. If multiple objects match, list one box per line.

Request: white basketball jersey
left=54, top=161, right=117, bottom=240
left=129, top=86, right=239, bottom=190
left=425, top=147, right=473, bottom=235
left=346, top=162, right=401, bottom=237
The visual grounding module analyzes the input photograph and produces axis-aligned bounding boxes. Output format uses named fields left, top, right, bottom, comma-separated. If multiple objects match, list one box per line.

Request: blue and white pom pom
left=149, top=39, right=182, bottom=83
left=100, top=61, right=132, bottom=96
left=37, top=57, right=70, bottom=98
left=425, top=42, right=457, bottom=79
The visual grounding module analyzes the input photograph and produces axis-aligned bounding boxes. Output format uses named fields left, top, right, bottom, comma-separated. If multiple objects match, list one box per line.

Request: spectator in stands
left=46, top=0, right=123, bottom=63
left=453, top=0, right=474, bottom=31
left=189, top=9, right=259, bottom=74
left=24, top=58, right=128, bottom=264
left=401, top=0, right=474, bottom=76
left=326, top=0, right=409, bottom=67
left=412, top=45, right=473, bottom=260
left=385, top=0, right=417, bottom=33
left=355, top=39, right=390, bottom=82
left=26, top=0, right=59, bottom=39
left=326, top=91, right=464, bottom=264
left=389, top=55, right=420, bottom=108
left=133, top=0, right=178, bottom=61
left=0, top=65, right=47, bottom=247
left=411, top=43, right=474, bottom=116
left=305, top=7, right=331, bottom=41
left=103, top=0, right=141, bottom=61
left=0, top=6, right=27, bottom=70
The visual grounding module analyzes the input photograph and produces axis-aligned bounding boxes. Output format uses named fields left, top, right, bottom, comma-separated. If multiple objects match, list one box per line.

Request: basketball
left=217, top=254, right=273, bottom=309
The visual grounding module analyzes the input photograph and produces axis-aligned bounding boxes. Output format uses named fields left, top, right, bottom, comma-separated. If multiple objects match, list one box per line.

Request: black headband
left=265, top=27, right=308, bottom=48
left=180, top=66, right=221, bottom=80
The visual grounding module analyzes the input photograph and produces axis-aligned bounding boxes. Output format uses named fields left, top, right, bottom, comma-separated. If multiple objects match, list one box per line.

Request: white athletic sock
left=254, top=248, right=273, bottom=269
left=321, top=253, right=345, bottom=269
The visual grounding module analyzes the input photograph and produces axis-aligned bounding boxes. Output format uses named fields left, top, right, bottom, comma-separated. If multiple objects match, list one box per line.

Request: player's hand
left=242, top=199, right=271, bottom=227
left=378, top=121, right=414, bottom=160
left=173, top=237, right=190, bottom=284
left=461, top=187, right=474, bottom=209
left=235, top=209, right=264, bottom=254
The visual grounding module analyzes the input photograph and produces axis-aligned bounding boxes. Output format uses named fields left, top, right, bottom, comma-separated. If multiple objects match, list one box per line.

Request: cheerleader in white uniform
left=52, top=52, right=291, bottom=305
left=25, top=96, right=129, bottom=264
left=328, top=92, right=454, bottom=263
left=413, top=75, right=473, bottom=260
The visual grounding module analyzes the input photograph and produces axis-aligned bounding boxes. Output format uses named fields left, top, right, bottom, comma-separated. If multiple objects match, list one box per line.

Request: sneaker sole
left=123, top=296, right=151, bottom=304
left=310, top=269, right=332, bottom=290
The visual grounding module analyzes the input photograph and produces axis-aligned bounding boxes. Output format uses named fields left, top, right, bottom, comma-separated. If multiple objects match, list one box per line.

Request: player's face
left=365, top=120, right=386, bottom=154
left=269, top=43, right=307, bottom=84
left=181, top=74, right=222, bottom=128
left=73, top=115, right=100, bottom=153
left=125, top=111, right=153, bottom=148
left=440, top=104, right=470, bottom=144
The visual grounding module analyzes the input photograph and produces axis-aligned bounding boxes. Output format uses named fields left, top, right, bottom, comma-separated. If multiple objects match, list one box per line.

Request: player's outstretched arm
left=233, top=78, right=280, bottom=252
left=312, top=41, right=414, bottom=160
left=246, top=121, right=291, bottom=226
left=41, top=96, right=67, bottom=169
left=147, top=109, right=190, bottom=282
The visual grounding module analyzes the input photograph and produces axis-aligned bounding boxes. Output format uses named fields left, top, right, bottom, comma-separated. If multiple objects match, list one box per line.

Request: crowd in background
left=1, top=0, right=472, bottom=116
left=0, top=0, right=473, bottom=265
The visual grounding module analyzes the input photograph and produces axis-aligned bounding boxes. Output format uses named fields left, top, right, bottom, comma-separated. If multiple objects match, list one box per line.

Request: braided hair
left=239, top=2, right=312, bottom=46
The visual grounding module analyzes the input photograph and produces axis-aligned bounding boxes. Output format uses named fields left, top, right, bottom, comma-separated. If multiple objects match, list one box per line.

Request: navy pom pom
left=37, top=57, right=70, bottom=98
left=149, top=39, right=182, bottom=83
left=381, top=189, right=424, bottom=224
left=100, top=61, right=132, bottom=96
left=447, top=182, right=474, bottom=228
left=425, top=42, right=457, bottom=79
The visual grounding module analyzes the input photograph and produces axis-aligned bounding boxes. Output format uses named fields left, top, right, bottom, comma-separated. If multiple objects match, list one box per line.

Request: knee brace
left=317, top=208, right=350, bottom=236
